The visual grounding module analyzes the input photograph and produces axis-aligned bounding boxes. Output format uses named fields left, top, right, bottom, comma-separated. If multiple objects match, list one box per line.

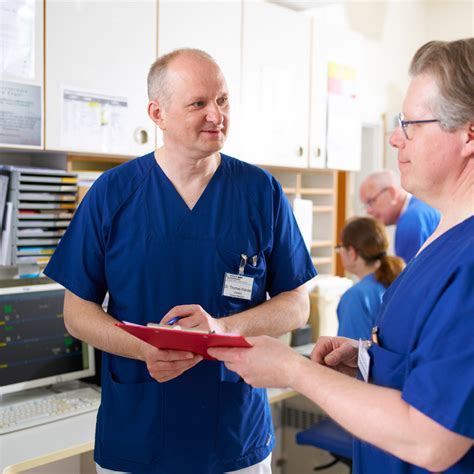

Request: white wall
left=302, top=0, right=473, bottom=246
left=425, top=0, right=473, bottom=41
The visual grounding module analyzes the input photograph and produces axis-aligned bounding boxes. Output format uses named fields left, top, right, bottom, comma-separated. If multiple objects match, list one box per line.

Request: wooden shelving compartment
left=264, top=166, right=338, bottom=275
left=300, top=188, right=334, bottom=196
left=312, top=205, right=333, bottom=212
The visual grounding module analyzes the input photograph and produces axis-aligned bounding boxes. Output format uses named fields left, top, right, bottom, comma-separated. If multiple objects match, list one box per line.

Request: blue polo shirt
left=395, top=196, right=440, bottom=263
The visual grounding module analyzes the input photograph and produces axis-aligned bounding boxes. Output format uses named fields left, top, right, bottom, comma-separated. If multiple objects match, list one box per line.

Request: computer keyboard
left=0, top=386, right=101, bottom=434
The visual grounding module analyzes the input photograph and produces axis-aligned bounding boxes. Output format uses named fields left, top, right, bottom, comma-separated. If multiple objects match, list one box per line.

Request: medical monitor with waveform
left=0, top=283, right=94, bottom=395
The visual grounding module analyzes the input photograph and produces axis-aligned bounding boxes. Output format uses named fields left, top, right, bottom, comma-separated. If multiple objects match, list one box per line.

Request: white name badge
left=358, top=339, right=371, bottom=383
left=222, top=273, right=254, bottom=301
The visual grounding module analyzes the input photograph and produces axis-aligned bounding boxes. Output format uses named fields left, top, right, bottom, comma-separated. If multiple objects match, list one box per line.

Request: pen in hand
left=165, top=316, right=215, bottom=334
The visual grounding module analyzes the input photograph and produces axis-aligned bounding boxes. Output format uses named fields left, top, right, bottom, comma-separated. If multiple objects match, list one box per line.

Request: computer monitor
left=0, top=283, right=94, bottom=395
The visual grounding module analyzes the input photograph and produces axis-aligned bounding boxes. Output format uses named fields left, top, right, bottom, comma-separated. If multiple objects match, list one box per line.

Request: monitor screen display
left=0, top=283, right=94, bottom=395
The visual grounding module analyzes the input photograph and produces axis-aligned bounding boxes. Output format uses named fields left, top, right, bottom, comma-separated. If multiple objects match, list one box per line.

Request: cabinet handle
left=295, top=146, right=304, bottom=157
left=133, top=127, right=149, bottom=145
left=314, top=147, right=321, bottom=157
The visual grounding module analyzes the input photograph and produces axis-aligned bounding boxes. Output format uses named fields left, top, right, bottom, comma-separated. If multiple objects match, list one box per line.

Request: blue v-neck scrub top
left=354, top=217, right=474, bottom=474
left=45, top=152, right=317, bottom=473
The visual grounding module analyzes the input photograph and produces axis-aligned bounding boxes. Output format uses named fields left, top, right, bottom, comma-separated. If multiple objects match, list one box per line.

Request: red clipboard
left=116, top=322, right=252, bottom=360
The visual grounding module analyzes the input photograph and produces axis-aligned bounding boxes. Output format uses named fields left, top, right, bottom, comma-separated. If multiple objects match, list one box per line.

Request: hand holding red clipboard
left=116, top=321, right=252, bottom=360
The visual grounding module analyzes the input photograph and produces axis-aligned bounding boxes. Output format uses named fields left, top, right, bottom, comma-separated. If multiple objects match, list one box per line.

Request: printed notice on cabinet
left=325, top=61, right=361, bottom=171
left=0, top=81, right=42, bottom=147
left=0, top=0, right=35, bottom=80
left=61, top=89, right=128, bottom=154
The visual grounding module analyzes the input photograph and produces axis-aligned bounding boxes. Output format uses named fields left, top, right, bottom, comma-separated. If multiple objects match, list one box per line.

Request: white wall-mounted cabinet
left=3, top=0, right=363, bottom=171
left=45, top=0, right=156, bottom=157
left=240, top=1, right=311, bottom=168
left=157, top=1, right=242, bottom=158
left=0, top=0, right=44, bottom=150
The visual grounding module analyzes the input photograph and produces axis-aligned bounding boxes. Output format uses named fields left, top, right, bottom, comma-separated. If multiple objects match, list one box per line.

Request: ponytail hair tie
left=375, top=251, right=387, bottom=259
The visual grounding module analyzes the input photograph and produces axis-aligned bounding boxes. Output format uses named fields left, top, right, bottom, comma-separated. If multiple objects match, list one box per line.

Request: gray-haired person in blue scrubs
left=210, top=38, right=474, bottom=474
left=45, top=48, right=316, bottom=473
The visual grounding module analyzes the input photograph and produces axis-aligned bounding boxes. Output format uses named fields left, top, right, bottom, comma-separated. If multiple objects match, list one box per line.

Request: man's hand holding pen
left=161, top=304, right=226, bottom=334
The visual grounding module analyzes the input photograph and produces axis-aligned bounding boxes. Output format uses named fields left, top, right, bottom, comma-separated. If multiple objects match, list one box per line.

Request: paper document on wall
left=0, top=0, right=35, bottom=79
left=293, top=198, right=313, bottom=252
left=325, top=61, right=361, bottom=171
left=61, top=88, right=128, bottom=154
left=0, top=81, right=42, bottom=146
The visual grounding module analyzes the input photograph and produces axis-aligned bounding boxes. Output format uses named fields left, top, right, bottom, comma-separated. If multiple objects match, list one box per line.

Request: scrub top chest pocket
left=221, top=251, right=267, bottom=304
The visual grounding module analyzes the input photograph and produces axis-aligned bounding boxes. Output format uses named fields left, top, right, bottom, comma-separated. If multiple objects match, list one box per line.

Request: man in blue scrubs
left=359, top=169, right=440, bottom=263
left=44, top=49, right=316, bottom=473
left=210, top=38, right=474, bottom=473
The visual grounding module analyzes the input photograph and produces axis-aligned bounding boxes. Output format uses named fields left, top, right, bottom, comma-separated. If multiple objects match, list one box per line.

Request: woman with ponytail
left=335, top=216, right=405, bottom=339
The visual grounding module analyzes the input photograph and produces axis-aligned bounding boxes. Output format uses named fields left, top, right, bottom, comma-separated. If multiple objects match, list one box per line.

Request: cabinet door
left=45, top=0, right=156, bottom=156
left=240, top=2, right=310, bottom=167
left=309, top=18, right=362, bottom=171
left=0, top=0, right=44, bottom=150
left=158, top=1, right=242, bottom=158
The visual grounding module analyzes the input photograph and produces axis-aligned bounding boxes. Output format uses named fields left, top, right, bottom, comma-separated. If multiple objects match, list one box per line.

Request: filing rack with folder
left=0, top=166, right=78, bottom=274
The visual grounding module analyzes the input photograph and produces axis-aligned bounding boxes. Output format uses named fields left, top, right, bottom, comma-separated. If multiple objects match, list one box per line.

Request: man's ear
left=462, top=122, right=474, bottom=159
left=148, top=100, right=166, bottom=130
left=386, top=185, right=397, bottom=204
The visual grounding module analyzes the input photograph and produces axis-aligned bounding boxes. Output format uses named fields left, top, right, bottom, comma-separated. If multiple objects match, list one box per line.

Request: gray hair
left=364, top=170, right=400, bottom=189
left=409, top=38, right=474, bottom=130
left=147, top=48, right=217, bottom=105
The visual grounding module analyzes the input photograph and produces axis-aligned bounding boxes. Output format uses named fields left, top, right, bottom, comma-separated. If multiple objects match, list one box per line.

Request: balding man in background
left=359, top=170, right=440, bottom=263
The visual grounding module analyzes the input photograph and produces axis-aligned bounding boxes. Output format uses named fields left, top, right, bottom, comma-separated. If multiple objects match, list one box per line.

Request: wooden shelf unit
left=264, top=166, right=338, bottom=275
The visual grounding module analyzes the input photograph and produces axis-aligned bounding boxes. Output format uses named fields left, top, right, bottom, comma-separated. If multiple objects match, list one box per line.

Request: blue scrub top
left=337, top=273, right=385, bottom=340
left=395, top=196, right=440, bottom=263
left=354, top=216, right=474, bottom=473
left=45, top=152, right=317, bottom=473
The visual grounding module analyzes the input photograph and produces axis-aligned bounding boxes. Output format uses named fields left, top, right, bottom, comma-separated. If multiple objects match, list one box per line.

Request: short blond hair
left=147, top=48, right=217, bottom=105
left=410, top=38, right=474, bottom=130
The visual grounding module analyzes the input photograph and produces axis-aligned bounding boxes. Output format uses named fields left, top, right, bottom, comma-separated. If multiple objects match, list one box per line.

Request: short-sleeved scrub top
left=337, top=273, right=385, bottom=340
left=395, top=196, right=440, bottom=263
left=45, top=152, right=317, bottom=474
left=354, top=216, right=474, bottom=473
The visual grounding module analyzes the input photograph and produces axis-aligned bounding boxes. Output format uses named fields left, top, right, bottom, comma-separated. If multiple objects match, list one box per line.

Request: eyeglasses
left=398, top=112, right=440, bottom=140
left=363, top=187, right=388, bottom=209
